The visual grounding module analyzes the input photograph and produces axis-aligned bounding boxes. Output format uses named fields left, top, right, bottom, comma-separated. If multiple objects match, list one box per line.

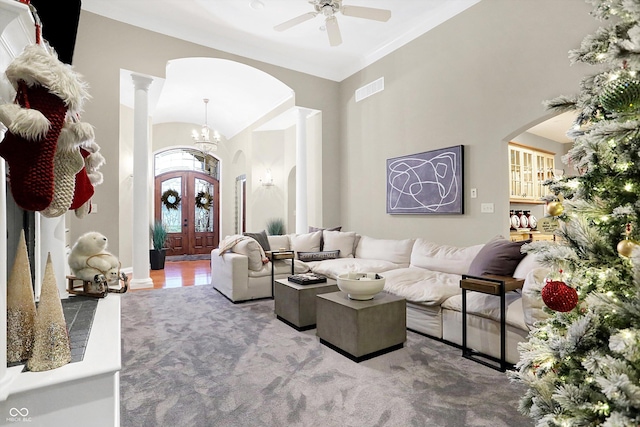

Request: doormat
left=166, top=254, right=211, bottom=262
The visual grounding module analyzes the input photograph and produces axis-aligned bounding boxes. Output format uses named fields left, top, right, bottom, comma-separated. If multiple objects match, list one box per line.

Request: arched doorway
left=154, top=148, right=220, bottom=256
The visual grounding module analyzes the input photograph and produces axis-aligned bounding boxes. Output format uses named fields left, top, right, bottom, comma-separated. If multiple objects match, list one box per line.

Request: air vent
left=355, top=77, right=384, bottom=102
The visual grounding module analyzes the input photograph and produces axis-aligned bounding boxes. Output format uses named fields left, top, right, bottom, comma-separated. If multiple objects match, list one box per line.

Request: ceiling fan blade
left=341, top=5, right=391, bottom=22
left=274, top=11, right=317, bottom=32
left=325, top=16, right=342, bottom=47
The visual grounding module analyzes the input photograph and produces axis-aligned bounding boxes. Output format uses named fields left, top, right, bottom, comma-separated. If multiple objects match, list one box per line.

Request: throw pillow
left=243, top=230, right=271, bottom=252
left=322, top=230, right=356, bottom=258
left=308, top=225, right=342, bottom=233
left=467, top=236, right=530, bottom=277
left=297, top=250, right=340, bottom=262
left=355, top=236, right=415, bottom=266
left=289, top=230, right=322, bottom=257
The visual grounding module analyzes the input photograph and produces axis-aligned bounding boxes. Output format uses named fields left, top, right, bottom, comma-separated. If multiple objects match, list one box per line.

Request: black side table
left=265, top=251, right=295, bottom=297
left=460, top=274, right=524, bottom=372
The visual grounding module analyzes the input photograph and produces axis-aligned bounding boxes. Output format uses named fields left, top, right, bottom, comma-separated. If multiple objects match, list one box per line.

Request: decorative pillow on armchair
left=232, top=238, right=266, bottom=271
left=243, top=230, right=271, bottom=252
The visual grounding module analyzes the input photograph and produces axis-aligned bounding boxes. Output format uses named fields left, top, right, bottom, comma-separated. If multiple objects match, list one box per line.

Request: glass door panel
left=194, top=178, right=213, bottom=233
left=161, top=177, right=182, bottom=233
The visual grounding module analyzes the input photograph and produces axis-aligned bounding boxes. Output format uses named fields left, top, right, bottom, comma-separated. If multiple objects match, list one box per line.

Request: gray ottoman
left=316, top=291, right=406, bottom=362
left=274, top=278, right=339, bottom=331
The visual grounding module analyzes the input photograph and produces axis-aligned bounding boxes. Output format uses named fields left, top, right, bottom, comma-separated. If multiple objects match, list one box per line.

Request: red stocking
left=0, top=43, right=89, bottom=212
left=0, top=83, right=67, bottom=211
left=69, top=148, right=94, bottom=210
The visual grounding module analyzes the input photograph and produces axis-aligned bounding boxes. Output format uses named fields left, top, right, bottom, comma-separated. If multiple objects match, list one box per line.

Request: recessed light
left=250, top=0, right=264, bottom=10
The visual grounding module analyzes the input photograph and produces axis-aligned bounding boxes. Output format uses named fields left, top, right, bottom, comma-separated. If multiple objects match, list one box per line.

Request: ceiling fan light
left=250, top=0, right=264, bottom=10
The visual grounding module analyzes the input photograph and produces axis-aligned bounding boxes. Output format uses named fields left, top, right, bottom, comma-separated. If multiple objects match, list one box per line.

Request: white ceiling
left=83, top=0, right=572, bottom=142
left=527, top=111, right=576, bottom=144
left=82, top=0, right=481, bottom=82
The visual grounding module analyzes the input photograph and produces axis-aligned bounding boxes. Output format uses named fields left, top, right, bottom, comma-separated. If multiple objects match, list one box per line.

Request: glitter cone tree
left=27, top=253, right=71, bottom=372
left=509, top=1, right=640, bottom=425
left=6, top=229, right=36, bottom=363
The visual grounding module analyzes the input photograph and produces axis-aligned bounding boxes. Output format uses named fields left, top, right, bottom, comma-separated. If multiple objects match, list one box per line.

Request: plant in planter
left=150, top=221, right=169, bottom=270
left=266, top=218, right=285, bottom=235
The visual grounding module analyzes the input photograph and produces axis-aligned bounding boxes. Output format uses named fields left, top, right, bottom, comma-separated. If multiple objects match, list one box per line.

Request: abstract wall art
left=386, top=145, right=464, bottom=214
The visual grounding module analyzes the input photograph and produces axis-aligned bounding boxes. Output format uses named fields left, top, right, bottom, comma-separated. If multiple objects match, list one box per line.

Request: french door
left=155, top=171, right=219, bottom=256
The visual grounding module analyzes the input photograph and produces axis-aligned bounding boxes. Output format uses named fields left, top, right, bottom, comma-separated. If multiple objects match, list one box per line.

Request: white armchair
left=211, top=235, right=309, bottom=302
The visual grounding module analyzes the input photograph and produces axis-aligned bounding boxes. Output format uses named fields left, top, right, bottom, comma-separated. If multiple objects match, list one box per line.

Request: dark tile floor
left=8, top=295, right=98, bottom=369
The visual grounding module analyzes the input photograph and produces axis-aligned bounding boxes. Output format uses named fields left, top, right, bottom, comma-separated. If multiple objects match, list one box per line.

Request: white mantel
left=0, top=2, right=121, bottom=426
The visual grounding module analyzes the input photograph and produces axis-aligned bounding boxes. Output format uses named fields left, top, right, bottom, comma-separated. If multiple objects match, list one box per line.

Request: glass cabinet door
left=510, top=147, right=522, bottom=198
left=509, top=143, right=555, bottom=203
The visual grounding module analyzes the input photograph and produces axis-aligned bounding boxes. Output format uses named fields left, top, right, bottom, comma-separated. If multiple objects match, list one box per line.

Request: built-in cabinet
left=509, top=142, right=555, bottom=203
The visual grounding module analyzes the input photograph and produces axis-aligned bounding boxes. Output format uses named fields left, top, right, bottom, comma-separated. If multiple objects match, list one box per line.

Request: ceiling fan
left=273, top=0, right=392, bottom=47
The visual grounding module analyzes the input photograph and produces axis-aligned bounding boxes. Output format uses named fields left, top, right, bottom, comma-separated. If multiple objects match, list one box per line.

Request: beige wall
left=337, top=0, right=600, bottom=246
left=71, top=12, right=341, bottom=265
left=69, top=1, right=600, bottom=266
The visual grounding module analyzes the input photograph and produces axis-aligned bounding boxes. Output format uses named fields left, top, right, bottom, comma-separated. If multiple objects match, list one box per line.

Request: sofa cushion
left=441, top=292, right=527, bottom=331
left=355, top=236, right=415, bottom=266
left=467, top=237, right=529, bottom=277
left=267, top=235, right=290, bottom=251
left=410, top=239, right=484, bottom=275
left=243, top=230, right=270, bottom=251
left=248, top=259, right=310, bottom=278
left=289, top=230, right=322, bottom=257
left=322, top=230, right=356, bottom=258
left=298, top=250, right=340, bottom=262
left=383, top=267, right=463, bottom=305
left=513, top=253, right=541, bottom=280
left=308, top=258, right=401, bottom=279
left=521, top=267, right=551, bottom=329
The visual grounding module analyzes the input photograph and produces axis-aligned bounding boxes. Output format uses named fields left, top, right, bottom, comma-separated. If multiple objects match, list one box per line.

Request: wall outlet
left=470, top=188, right=477, bottom=199
left=480, top=203, right=494, bottom=213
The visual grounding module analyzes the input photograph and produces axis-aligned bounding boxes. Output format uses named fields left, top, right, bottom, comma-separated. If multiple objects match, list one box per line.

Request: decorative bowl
left=337, top=272, right=385, bottom=300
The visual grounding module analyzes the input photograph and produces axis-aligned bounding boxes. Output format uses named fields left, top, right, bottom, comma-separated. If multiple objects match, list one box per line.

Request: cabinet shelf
left=509, top=198, right=546, bottom=205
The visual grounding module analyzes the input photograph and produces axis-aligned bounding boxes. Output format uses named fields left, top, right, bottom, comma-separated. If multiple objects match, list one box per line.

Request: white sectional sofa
left=211, top=229, right=550, bottom=366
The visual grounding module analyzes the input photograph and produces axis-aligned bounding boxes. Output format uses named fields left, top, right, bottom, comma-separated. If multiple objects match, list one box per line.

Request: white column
left=295, top=108, right=308, bottom=234
left=130, top=74, right=154, bottom=289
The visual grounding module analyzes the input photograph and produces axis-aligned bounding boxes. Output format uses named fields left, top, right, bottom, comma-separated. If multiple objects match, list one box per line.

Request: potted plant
left=266, top=218, right=285, bottom=235
left=150, top=221, right=169, bottom=270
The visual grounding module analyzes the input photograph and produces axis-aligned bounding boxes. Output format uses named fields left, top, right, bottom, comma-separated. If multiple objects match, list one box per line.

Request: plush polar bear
left=68, top=231, right=120, bottom=286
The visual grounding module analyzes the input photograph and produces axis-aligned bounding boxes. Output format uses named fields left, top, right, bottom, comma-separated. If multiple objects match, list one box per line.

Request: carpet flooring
left=120, top=285, right=532, bottom=427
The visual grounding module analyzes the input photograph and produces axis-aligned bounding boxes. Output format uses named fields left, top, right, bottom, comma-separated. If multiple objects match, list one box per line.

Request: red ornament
left=541, top=279, right=578, bottom=312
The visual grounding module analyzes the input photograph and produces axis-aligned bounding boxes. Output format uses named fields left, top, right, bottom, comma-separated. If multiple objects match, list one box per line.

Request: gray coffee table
left=274, top=278, right=339, bottom=331
left=316, top=291, right=406, bottom=362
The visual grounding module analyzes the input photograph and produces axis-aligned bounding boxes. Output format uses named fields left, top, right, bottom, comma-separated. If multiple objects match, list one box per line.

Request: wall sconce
left=260, top=169, right=274, bottom=187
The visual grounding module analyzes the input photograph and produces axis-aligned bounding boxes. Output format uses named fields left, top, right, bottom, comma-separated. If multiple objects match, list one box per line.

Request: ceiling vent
left=355, top=77, right=384, bottom=103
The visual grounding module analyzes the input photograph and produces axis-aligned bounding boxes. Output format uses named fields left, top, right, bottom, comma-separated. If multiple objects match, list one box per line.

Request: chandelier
left=192, top=98, right=220, bottom=153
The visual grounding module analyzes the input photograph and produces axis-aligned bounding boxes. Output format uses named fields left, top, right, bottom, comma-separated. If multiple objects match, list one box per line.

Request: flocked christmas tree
left=510, top=1, right=640, bottom=425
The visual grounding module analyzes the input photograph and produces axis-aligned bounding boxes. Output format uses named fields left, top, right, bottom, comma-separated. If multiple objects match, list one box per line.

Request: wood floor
left=131, top=259, right=211, bottom=290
